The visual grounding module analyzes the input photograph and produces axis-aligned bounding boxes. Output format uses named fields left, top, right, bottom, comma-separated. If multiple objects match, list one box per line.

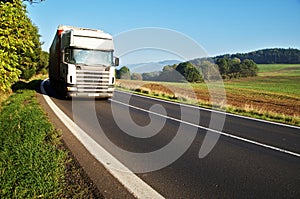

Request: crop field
left=116, top=64, right=300, bottom=125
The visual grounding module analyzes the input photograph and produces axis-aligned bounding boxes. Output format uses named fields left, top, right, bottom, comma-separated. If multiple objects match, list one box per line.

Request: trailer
left=49, top=25, right=118, bottom=98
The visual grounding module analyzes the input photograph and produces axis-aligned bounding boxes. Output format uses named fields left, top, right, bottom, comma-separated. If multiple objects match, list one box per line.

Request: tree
left=18, top=22, right=42, bottom=79
left=176, top=62, right=203, bottom=82
left=158, top=65, right=181, bottom=82
left=116, top=66, right=130, bottom=79
left=162, top=65, right=174, bottom=72
left=36, top=51, right=49, bottom=74
left=131, top=73, right=142, bottom=80
left=241, top=59, right=258, bottom=77
left=197, top=60, right=220, bottom=81
left=216, top=58, right=229, bottom=77
left=0, top=0, right=43, bottom=91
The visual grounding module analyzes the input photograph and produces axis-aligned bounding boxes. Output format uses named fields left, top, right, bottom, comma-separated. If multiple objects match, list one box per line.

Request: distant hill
left=214, top=48, right=300, bottom=64
left=122, top=48, right=300, bottom=75
left=125, top=60, right=182, bottom=73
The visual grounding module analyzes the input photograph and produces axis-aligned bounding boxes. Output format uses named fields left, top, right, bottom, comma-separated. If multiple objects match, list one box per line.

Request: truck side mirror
left=114, top=57, right=119, bottom=66
left=61, top=50, right=65, bottom=62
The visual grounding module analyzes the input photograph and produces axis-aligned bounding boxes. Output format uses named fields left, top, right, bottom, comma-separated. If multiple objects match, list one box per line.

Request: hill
left=125, top=60, right=182, bottom=73
left=215, top=48, right=300, bottom=64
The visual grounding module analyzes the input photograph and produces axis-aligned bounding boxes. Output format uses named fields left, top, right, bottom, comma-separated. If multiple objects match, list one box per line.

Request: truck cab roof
left=58, top=25, right=113, bottom=40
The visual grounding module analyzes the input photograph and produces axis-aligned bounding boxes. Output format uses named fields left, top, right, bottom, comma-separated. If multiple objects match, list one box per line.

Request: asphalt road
left=44, top=81, right=300, bottom=198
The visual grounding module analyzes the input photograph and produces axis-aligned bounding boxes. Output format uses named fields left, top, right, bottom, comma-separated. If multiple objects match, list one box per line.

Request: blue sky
left=26, top=0, right=300, bottom=64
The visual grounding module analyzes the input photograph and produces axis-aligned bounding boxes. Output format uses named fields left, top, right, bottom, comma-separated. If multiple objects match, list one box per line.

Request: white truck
left=49, top=25, right=118, bottom=98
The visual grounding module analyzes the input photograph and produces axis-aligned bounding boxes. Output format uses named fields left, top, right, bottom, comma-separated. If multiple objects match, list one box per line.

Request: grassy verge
left=0, top=88, right=65, bottom=198
left=0, top=79, right=99, bottom=198
left=116, top=64, right=300, bottom=126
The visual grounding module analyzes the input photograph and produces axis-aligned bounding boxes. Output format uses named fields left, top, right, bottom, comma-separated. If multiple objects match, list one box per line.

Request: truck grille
left=76, top=70, right=112, bottom=93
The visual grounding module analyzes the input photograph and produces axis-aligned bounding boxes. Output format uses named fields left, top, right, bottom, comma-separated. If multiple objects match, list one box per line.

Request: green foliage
left=216, top=57, right=229, bottom=76
left=198, top=60, right=220, bottom=80
left=215, top=57, right=258, bottom=79
left=116, top=66, right=131, bottom=79
left=162, top=65, right=174, bottom=72
left=0, top=50, right=21, bottom=91
left=0, top=0, right=42, bottom=91
left=240, top=59, right=258, bottom=77
left=157, top=65, right=181, bottom=82
left=176, top=62, right=204, bottom=82
left=215, top=48, right=300, bottom=64
left=36, top=51, right=49, bottom=74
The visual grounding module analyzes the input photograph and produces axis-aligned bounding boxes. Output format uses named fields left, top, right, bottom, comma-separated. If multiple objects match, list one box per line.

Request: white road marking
left=110, top=98, right=300, bottom=158
left=40, top=79, right=164, bottom=199
left=115, top=90, right=300, bottom=130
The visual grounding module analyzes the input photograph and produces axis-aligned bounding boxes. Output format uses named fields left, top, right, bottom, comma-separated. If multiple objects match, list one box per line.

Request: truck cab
left=49, top=25, right=118, bottom=98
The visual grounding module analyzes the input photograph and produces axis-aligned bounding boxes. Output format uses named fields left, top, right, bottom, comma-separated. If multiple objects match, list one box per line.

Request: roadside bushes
left=0, top=0, right=43, bottom=91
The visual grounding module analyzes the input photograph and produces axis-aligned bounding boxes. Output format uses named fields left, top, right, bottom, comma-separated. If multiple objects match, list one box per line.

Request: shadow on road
left=11, top=79, right=43, bottom=94
left=11, top=79, right=66, bottom=100
left=12, top=79, right=112, bottom=102
left=12, top=79, right=108, bottom=101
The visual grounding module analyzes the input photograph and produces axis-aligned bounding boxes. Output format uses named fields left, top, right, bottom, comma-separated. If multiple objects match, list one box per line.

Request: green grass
left=0, top=86, right=66, bottom=198
left=224, top=76, right=299, bottom=97
left=225, top=64, right=300, bottom=96
left=257, top=64, right=299, bottom=73
left=257, top=64, right=300, bottom=77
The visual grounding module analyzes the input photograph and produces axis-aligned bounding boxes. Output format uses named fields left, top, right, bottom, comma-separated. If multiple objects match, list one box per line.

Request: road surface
left=42, top=80, right=300, bottom=198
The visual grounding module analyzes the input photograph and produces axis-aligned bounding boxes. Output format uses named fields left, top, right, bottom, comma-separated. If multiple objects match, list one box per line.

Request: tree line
left=117, top=47, right=300, bottom=82
left=215, top=48, right=300, bottom=64
left=116, top=57, right=258, bottom=82
left=0, top=0, right=47, bottom=92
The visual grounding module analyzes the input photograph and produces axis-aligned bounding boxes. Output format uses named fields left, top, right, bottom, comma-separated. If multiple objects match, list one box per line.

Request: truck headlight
left=67, top=87, right=77, bottom=91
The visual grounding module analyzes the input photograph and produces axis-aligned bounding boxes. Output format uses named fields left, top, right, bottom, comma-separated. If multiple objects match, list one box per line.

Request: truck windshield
left=65, top=48, right=113, bottom=66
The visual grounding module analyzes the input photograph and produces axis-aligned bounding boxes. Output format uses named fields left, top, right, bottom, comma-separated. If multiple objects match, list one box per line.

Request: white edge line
left=40, top=79, right=164, bottom=199
left=110, top=98, right=300, bottom=158
left=115, top=90, right=300, bottom=130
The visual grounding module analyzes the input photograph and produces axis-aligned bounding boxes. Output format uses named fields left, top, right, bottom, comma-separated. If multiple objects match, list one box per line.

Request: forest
left=215, top=48, right=300, bottom=64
